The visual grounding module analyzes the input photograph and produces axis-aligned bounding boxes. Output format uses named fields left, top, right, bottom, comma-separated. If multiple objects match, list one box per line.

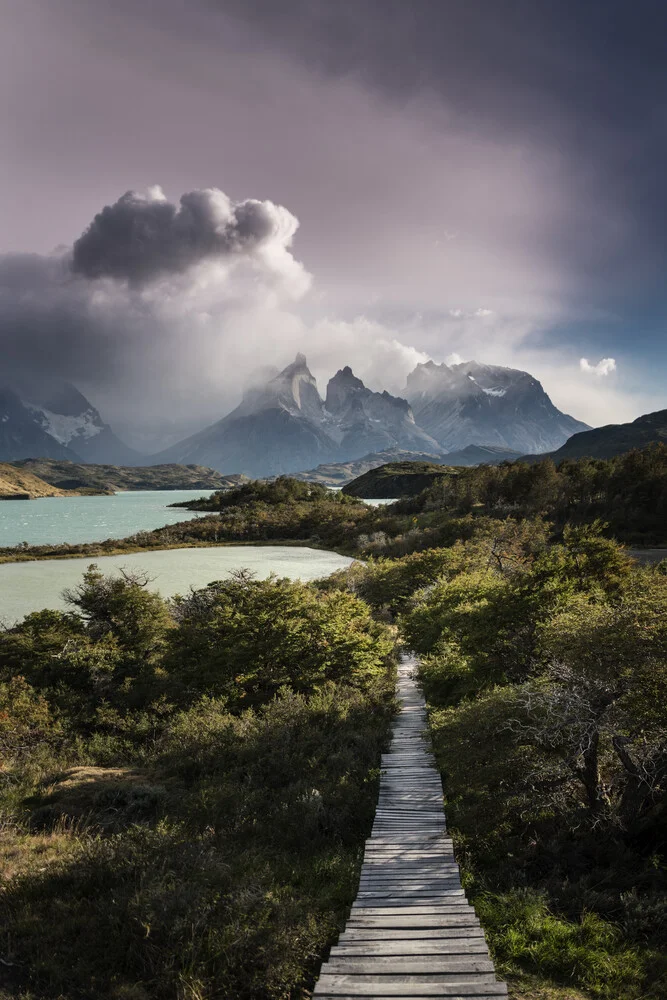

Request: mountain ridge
left=405, top=359, right=589, bottom=453
left=520, top=408, right=667, bottom=462
left=156, top=354, right=582, bottom=476
left=156, top=355, right=444, bottom=476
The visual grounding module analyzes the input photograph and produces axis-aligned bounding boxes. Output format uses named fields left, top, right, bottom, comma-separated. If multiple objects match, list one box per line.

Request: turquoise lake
left=0, top=490, right=211, bottom=548
left=0, top=491, right=358, bottom=623
left=0, top=545, right=356, bottom=624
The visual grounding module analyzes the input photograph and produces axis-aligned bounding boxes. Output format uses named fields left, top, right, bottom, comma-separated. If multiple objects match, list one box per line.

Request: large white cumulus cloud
left=71, top=186, right=308, bottom=294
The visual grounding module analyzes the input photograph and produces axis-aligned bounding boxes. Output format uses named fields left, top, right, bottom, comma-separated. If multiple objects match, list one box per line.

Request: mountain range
left=1, top=356, right=592, bottom=476
left=156, top=355, right=586, bottom=476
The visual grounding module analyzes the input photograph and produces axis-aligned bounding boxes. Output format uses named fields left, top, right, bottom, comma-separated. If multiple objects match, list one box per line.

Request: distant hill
left=0, top=463, right=72, bottom=500
left=342, top=461, right=457, bottom=499
left=294, top=450, right=444, bottom=486
left=521, top=409, right=667, bottom=462
left=440, top=444, right=522, bottom=466
left=12, top=459, right=247, bottom=493
left=295, top=444, right=521, bottom=486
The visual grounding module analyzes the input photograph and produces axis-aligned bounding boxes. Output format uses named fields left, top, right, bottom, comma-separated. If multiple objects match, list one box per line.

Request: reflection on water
left=0, top=545, right=356, bottom=624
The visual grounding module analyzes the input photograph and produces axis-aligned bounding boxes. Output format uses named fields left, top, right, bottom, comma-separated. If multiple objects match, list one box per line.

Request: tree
left=513, top=573, right=667, bottom=830
left=63, top=565, right=173, bottom=663
left=167, top=572, right=393, bottom=706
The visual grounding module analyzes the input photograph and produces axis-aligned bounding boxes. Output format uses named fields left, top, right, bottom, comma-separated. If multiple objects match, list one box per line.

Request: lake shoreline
left=0, top=536, right=356, bottom=565
left=0, top=544, right=357, bottom=623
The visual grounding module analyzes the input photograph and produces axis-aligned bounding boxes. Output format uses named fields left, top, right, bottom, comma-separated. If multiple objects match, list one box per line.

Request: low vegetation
left=0, top=567, right=395, bottom=998
left=322, top=520, right=667, bottom=999
left=2, top=445, right=666, bottom=998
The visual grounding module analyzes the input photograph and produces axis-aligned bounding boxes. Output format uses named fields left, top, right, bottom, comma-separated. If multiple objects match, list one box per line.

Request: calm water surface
left=0, top=545, right=356, bottom=624
left=0, top=490, right=211, bottom=548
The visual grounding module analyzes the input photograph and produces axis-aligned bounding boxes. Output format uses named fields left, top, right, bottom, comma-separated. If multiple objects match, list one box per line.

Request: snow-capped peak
left=27, top=403, right=104, bottom=445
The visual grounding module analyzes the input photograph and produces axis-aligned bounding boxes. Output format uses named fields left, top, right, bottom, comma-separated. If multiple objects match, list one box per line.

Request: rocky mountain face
left=405, top=360, right=589, bottom=454
left=158, top=355, right=590, bottom=477
left=0, top=388, right=81, bottom=462
left=157, top=355, right=337, bottom=477
left=158, top=356, right=443, bottom=477
left=325, top=366, right=442, bottom=457
left=25, top=383, right=141, bottom=465
left=0, top=382, right=141, bottom=465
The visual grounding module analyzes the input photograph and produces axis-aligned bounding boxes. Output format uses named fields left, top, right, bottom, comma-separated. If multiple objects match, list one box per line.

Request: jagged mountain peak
left=325, top=366, right=367, bottom=411
left=236, top=354, right=324, bottom=422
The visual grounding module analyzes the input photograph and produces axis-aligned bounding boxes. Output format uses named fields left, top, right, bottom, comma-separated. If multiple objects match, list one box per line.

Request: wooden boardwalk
left=313, top=658, right=507, bottom=999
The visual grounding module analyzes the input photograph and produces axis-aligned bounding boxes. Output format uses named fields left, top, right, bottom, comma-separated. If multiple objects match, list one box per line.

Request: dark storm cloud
left=0, top=252, right=125, bottom=384
left=219, top=0, right=667, bottom=289
left=72, top=187, right=298, bottom=285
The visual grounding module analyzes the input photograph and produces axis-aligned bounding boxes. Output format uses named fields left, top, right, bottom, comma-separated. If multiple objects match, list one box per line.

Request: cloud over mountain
left=71, top=186, right=305, bottom=288
left=580, top=357, right=617, bottom=376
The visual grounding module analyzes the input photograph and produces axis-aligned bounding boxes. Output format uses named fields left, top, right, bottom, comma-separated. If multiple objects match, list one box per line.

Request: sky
left=2, top=0, right=666, bottom=447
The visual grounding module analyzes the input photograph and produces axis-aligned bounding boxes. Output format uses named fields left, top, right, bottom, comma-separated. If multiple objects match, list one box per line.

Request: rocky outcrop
left=325, top=366, right=443, bottom=457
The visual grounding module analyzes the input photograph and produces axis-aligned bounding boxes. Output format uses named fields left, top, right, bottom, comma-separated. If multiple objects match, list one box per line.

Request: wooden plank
left=324, top=959, right=495, bottom=974
left=315, top=974, right=503, bottom=991
left=339, top=929, right=486, bottom=941
left=331, top=941, right=489, bottom=955
left=315, top=986, right=507, bottom=998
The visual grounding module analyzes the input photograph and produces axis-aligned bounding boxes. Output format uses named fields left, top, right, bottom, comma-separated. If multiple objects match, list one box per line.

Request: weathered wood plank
left=315, top=974, right=503, bottom=992
left=323, top=958, right=495, bottom=974
left=314, top=986, right=507, bottom=998
left=339, top=928, right=486, bottom=940
left=331, top=941, right=489, bottom=955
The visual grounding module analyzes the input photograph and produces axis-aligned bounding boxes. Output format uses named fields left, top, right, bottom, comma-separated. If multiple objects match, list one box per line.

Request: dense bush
left=400, top=525, right=667, bottom=998
left=0, top=566, right=395, bottom=999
